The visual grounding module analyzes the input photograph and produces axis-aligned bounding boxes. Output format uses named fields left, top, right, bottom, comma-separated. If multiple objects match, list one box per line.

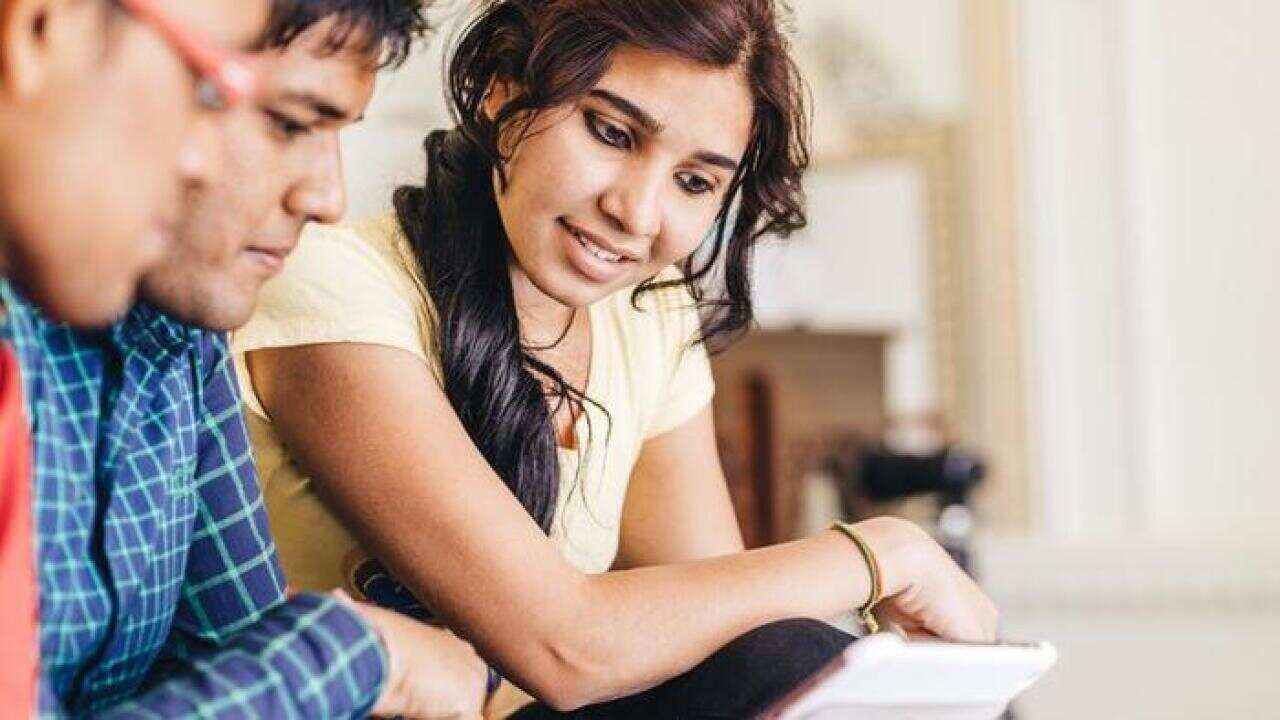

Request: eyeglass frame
left=114, top=0, right=259, bottom=110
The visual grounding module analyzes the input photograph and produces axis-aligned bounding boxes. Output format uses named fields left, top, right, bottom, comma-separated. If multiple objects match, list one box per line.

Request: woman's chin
left=514, top=264, right=609, bottom=311
left=549, top=280, right=609, bottom=309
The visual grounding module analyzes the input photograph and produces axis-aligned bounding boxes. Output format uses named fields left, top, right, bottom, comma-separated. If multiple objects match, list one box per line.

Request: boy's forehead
left=257, top=22, right=381, bottom=114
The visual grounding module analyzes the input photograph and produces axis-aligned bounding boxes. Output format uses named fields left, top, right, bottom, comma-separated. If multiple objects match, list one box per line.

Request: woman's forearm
left=246, top=345, right=983, bottom=713
left=495, top=518, right=924, bottom=710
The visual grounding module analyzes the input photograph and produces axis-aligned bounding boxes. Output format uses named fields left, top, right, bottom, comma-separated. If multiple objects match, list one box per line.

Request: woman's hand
left=339, top=592, right=489, bottom=719
left=854, top=517, right=999, bottom=643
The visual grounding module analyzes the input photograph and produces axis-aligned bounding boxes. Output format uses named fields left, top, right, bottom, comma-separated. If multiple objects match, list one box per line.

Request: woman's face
left=492, top=45, right=755, bottom=310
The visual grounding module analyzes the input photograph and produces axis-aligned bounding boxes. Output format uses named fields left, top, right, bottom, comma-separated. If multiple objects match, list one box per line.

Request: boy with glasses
left=5, top=0, right=492, bottom=717
left=0, top=0, right=264, bottom=326
left=1, top=0, right=265, bottom=715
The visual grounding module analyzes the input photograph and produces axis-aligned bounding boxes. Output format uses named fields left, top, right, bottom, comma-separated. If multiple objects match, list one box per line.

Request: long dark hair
left=393, top=0, right=810, bottom=531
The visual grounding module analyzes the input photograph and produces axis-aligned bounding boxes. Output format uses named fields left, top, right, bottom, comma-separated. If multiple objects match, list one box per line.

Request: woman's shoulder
left=308, top=214, right=409, bottom=268
left=598, top=266, right=715, bottom=440
left=291, top=215, right=429, bottom=298
left=234, top=214, right=437, bottom=364
left=606, top=265, right=701, bottom=332
left=597, top=265, right=705, bottom=369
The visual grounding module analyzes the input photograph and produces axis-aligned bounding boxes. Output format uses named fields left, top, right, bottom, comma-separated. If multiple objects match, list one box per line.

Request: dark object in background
left=856, top=446, right=986, bottom=506
left=828, top=444, right=987, bottom=577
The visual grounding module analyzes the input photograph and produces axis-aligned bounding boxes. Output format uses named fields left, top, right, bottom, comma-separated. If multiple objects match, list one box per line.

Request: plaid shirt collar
left=0, top=283, right=193, bottom=371
left=108, top=300, right=195, bottom=359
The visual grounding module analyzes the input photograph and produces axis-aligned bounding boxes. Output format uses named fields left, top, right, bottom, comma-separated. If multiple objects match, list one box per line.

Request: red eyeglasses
left=115, top=0, right=259, bottom=109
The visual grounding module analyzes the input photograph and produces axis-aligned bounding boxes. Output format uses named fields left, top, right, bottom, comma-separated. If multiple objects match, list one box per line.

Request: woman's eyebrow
left=693, top=151, right=740, bottom=172
left=588, top=88, right=664, bottom=134
left=589, top=88, right=740, bottom=171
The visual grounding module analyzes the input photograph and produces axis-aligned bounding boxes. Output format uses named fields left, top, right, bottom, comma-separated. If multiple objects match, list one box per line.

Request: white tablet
left=760, top=633, right=1057, bottom=720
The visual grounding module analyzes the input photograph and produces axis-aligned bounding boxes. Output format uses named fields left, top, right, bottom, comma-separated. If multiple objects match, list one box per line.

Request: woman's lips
left=560, top=219, right=631, bottom=283
left=560, top=217, right=645, bottom=281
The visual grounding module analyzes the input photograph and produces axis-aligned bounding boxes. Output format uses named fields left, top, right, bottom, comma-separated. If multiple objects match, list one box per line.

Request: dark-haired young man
left=2, top=1, right=489, bottom=717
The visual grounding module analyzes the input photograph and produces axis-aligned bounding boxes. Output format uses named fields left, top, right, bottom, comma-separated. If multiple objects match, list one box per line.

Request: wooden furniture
left=711, top=330, right=888, bottom=547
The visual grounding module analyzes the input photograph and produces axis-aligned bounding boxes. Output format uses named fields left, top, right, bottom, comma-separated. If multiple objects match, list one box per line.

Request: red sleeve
left=0, top=343, right=38, bottom=716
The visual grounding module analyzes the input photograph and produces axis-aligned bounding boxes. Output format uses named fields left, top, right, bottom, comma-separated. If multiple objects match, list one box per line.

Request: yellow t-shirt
left=232, top=215, right=715, bottom=595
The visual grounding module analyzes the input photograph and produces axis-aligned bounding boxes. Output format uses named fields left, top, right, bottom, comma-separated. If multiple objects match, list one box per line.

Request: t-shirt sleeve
left=643, top=273, right=716, bottom=439
left=232, top=219, right=435, bottom=418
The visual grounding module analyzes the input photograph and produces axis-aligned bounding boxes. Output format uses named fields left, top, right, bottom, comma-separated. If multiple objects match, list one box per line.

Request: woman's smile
left=559, top=218, right=636, bottom=283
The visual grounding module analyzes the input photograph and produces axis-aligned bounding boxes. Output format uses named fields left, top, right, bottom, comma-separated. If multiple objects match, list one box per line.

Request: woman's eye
left=586, top=112, right=632, bottom=150
left=676, top=172, right=714, bottom=196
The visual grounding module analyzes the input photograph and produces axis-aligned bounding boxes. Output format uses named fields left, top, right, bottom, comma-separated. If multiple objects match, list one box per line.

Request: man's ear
left=0, top=0, right=55, bottom=100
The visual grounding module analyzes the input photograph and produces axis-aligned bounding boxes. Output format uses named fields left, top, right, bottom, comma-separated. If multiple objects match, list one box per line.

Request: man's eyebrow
left=589, top=89, right=664, bottom=135
left=279, top=90, right=351, bottom=121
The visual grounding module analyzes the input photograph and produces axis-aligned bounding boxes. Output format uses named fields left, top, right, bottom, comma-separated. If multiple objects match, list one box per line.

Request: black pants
left=508, top=618, right=855, bottom=719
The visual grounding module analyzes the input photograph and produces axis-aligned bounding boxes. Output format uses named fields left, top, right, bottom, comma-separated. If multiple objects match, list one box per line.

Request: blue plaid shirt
left=0, top=283, right=387, bottom=719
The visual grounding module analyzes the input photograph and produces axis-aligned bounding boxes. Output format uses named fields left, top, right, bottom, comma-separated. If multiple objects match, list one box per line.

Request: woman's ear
left=481, top=76, right=516, bottom=121
left=483, top=76, right=528, bottom=162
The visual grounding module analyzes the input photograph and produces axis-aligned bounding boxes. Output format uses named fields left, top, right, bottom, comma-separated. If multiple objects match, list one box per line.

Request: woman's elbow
left=516, top=639, right=626, bottom=711
left=526, top=681, right=593, bottom=713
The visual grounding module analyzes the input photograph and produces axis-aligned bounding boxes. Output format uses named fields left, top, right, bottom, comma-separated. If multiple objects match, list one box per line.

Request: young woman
left=235, top=0, right=998, bottom=716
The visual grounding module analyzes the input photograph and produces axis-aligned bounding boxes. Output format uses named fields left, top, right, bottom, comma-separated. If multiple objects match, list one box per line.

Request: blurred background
left=339, top=2, right=1280, bottom=717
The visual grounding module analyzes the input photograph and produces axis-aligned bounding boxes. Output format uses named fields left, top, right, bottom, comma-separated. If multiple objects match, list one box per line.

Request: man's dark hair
left=257, top=0, right=431, bottom=69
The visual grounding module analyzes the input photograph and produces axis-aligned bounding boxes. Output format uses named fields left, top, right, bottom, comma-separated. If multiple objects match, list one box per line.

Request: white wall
left=764, top=1, right=969, bottom=417
left=753, top=159, right=938, bottom=415
left=796, top=0, right=969, bottom=118
left=341, top=2, right=462, bottom=219
left=1012, top=1, right=1280, bottom=715
left=1020, top=0, right=1280, bottom=539
left=1122, top=1, right=1280, bottom=534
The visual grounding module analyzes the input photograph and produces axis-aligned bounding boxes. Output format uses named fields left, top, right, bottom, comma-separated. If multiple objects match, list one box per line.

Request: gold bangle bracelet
left=832, top=521, right=883, bottom=634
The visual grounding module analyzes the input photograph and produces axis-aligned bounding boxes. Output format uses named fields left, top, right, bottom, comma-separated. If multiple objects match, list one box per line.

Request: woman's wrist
left=831, top=521, right=884, bottom=633
left=846, top=516, right=929, bottom=599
